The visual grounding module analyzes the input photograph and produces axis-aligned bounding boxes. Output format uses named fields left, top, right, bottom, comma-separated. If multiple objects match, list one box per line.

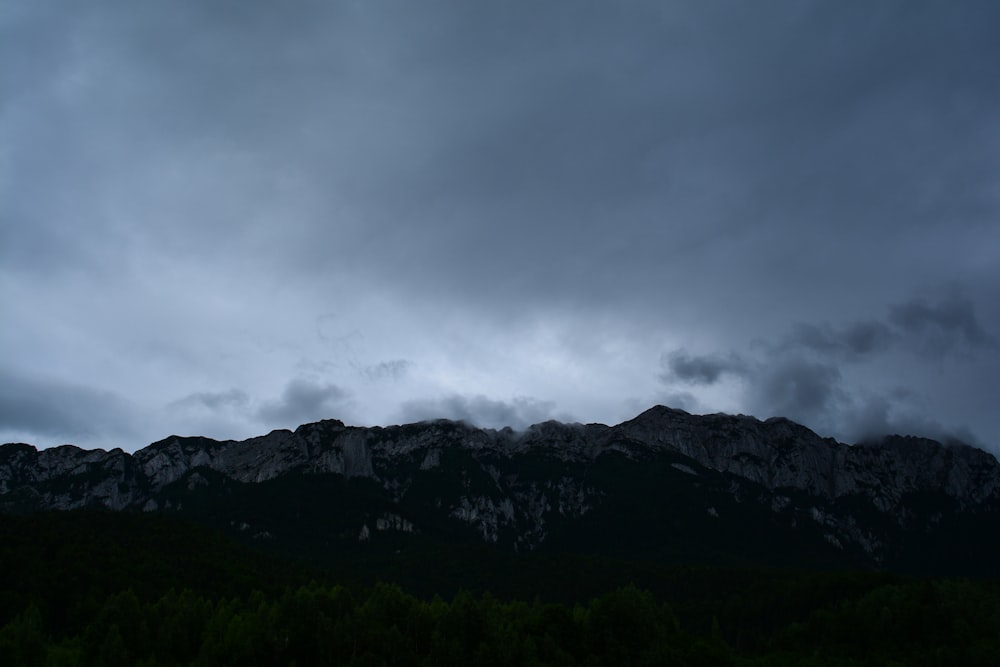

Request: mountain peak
left=629, top=404, right=692, bottom=423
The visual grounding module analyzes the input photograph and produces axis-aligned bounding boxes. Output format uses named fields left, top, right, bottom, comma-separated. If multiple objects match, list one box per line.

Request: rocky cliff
left=2, top=406, right=998, bottom=571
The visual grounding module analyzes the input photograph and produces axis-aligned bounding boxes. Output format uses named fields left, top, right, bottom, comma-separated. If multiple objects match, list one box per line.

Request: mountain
left=3, top=405, right=999, bottom=575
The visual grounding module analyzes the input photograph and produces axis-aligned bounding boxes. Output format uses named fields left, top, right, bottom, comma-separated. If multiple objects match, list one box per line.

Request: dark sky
left=3, top=1, right=999, bottom=453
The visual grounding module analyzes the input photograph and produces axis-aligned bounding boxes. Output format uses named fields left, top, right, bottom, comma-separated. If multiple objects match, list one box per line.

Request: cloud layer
left=660, top=294, right=997, bottom=445
left=2, top=1, right=998, bottom=452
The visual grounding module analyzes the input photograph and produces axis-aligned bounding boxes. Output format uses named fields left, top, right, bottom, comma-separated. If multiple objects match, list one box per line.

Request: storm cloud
left=0, top=369, right=141, bottom=446
left=255, top=379, right=351, bottom=429
left=889, top=295, right=998, bottom=355
left=782, top=321, right=896, bottom=360
left=661, top=351, right=748, bottom=385
left=2, top=1, right=998, bottom=452
left=659, top=294, right=998, bottom=445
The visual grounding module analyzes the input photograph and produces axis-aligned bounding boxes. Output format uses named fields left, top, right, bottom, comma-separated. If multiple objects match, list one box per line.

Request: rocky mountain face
left=2, top=406, right=999, bottom=573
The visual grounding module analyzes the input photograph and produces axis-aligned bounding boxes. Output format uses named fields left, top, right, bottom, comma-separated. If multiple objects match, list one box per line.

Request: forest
left=2, top=512, right=999, bottom=666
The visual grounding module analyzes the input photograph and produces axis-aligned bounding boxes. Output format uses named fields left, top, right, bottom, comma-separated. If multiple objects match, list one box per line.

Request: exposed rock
left=2, top=406, right=998, bottom=570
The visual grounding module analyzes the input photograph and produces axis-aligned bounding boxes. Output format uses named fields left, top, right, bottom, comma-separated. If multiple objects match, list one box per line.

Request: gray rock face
left=2, top=406, right=998, bottom=567
left=619, top=406, right=1000, bottom=508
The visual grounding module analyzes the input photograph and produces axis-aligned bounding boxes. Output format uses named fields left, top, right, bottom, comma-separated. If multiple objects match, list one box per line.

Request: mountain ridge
left=3, top=405, right=999, bottom=574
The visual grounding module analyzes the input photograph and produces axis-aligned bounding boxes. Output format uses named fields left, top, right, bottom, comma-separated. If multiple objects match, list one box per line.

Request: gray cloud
left=767, top=294, right=998, bottom=362
left=2, top=1, right=998, bottom=452
left=396, top=395, right=558, bottom=431
left=746, top=358, right=845, bottom=431
left=169, top=388, right=250, bottom=411
left=659, top=293, right=999, bottom=445
left=660, top=348, right=849, bottom=436
left=889, top=295, right=998, bottom=354
left=256, top=378, right=350, bottom=428
left=0, top=369, right=139, bottom=447
left=660, top=350, right=748, bottom=385
left=360, top=359, right=412, bottom=382
left=846, top=391, right=956, bottom=446
left=782, top=321, right=896, bottom=360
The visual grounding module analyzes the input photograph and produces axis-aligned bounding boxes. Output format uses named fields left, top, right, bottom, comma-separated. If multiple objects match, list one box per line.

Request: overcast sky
left=2, top=1, right=999, bottom=454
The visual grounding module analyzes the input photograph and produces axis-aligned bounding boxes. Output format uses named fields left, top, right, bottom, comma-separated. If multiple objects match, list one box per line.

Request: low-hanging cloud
left=745, top=357, right=845, bottom=430
left=396, top=394, right=558, bottom=430
left=659, top=293, right=999, bottom=446
left=0, top=369, right=141, bottom=447
left=255, top=378, right=350, bottom=428
left=660, top=350, right=748, bottom=385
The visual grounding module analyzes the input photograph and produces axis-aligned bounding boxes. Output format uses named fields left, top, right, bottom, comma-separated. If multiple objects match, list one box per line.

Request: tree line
left=3, top=577, right=999, bottom=666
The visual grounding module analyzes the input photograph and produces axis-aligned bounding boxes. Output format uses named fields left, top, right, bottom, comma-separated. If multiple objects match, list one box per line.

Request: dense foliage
left=2, top=512, right=998, bottom=666
left=3, top=578, right=1000, bottom=666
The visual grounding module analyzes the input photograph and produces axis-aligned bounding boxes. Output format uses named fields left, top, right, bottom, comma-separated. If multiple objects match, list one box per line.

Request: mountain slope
left=2, top=406, right=999, bottom=574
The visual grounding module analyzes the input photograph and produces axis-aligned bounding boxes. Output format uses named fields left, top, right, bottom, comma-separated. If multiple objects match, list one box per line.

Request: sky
left=2, top=1, right=999, bottom=454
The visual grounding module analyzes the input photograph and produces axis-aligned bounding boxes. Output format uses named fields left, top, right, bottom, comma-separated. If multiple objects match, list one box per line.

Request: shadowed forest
left=2, top=512, right=998, bottom=666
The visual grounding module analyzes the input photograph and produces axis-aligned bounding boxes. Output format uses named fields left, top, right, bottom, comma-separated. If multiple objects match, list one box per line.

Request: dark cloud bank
left=1, top=1, right=998, bottom=452
left=661, top=294, right=997, bottom=446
